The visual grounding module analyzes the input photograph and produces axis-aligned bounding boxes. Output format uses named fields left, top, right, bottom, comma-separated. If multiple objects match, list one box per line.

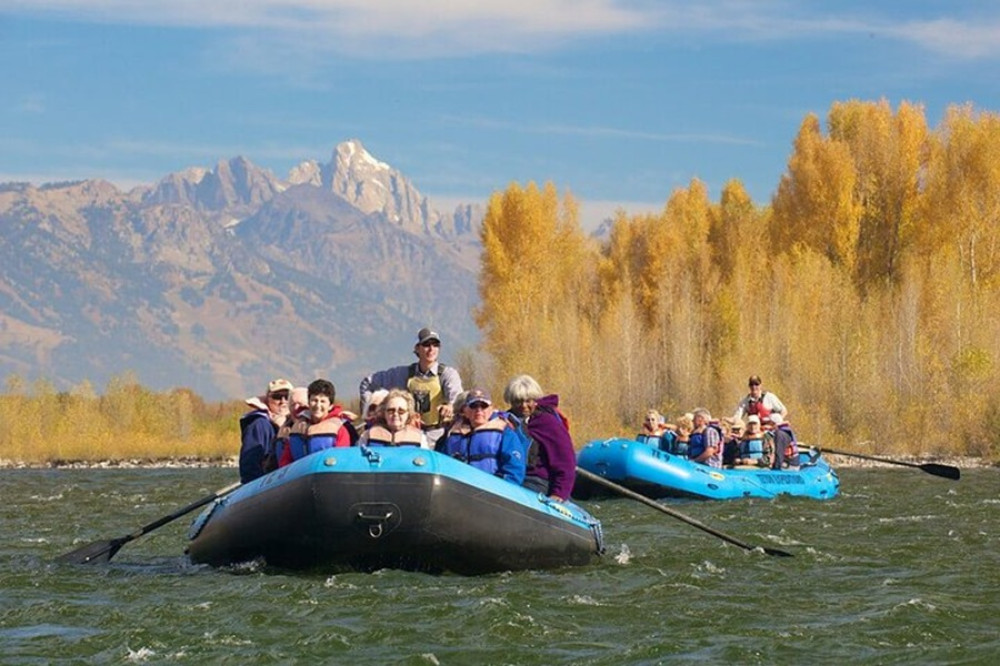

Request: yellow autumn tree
left=828, top=99, right=927, bottom=288
left=920, top=104, right=1000, bottom=289
left=771, top=113, right=861, bottom=272
left=475, top=181, right=588, bottom=390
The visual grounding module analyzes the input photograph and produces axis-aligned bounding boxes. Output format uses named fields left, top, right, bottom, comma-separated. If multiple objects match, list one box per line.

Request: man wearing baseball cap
left=435, top=388, right=526, bottom=484
left=359, top=326, right=464, bottom=443
left=239, top=377, right=294, bottom=483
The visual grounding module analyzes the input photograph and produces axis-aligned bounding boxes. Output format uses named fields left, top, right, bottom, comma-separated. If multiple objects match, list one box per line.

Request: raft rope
left=543, top=496, right=605, bottom=555
left=360, top=443, right=382, bottom=465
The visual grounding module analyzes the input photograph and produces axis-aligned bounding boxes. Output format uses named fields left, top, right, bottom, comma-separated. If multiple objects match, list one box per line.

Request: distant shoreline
left=1, top=454, right=992, bottom=470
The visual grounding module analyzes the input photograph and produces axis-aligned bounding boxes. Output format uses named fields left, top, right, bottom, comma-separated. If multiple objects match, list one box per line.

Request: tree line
left=476, top=100, right=1000, bottom=460
left=0, top=374, right=242, bottom=463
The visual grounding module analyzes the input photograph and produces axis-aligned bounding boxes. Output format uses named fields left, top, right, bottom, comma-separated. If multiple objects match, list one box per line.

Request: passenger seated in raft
left=238, top=377, right=293, bottom=484
left=764, top=413, right=799, bottom=469
left=720, top=417, right=743, bottom=467
left=436, top=388, right=526, bottom=485
left=504, top=374, right=577, bottom=501
left=279, top=378, right=356, bottom=467
left=735, top=414, right=768, bottom=466
left=687, top=408, right=723, bottom=468
left=356, top=388, right=389, bottom=437
left=357, top=389, right=431, bottom=449
left=667, top=413, right=693, bottom=456
left=637, top=409, right=667, bottom=447
left=269, top=385, right=310, bottom=472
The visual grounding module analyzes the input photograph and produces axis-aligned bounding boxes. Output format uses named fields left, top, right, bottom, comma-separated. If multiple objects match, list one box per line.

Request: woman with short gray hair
left=503, top=374, right=576, bottom=501
left=503, top=374, right=543, bottom=405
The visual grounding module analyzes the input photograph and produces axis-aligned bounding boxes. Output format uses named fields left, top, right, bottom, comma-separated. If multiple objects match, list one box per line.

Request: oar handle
left=575, top=467, right=792, bottom=557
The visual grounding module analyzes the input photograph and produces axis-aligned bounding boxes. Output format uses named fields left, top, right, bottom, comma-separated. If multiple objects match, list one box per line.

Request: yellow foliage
left=0, top=374, right=242, bottom=464
left=467, top=101, right=1000, bottom=461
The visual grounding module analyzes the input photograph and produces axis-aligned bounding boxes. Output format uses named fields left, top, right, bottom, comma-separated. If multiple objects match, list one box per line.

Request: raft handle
left=356, top=510, right=395, bottom=539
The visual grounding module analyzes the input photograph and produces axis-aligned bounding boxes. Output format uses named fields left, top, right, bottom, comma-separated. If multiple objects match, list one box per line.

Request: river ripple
left=1, top=467, right=996, bottom=664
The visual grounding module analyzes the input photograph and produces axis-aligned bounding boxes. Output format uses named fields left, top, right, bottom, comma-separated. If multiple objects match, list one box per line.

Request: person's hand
left=549, top=495, right=564, bottom=502
left=439, top=404, right=454, bottom=421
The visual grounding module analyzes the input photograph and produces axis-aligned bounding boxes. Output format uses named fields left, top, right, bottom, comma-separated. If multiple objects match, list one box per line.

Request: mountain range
left=0, top=140, right=484, bottom=400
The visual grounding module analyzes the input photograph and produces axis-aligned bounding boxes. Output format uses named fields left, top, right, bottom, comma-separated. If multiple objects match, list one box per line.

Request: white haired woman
left=503, top=374, right=576, bottom=501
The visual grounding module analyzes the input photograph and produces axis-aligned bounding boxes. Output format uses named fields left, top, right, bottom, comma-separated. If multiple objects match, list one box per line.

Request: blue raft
left=187, top=446, right=604, bottom=575
left=575, top=437, right=840, bottom=501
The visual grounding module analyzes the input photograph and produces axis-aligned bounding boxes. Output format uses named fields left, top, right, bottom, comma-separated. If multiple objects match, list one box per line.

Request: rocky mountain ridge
left=0, top=140, right=484, bottom=399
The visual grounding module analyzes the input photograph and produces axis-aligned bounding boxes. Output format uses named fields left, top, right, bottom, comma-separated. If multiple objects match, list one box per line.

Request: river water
left=1, top=466, right=997, bottom=664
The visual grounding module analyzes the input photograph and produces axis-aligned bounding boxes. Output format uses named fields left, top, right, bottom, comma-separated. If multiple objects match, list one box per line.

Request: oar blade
left=55, top=537, right=126, bottom=565
left=763, top=546, right=794, bottom=558
left=919, top=463, right=961, bottom=480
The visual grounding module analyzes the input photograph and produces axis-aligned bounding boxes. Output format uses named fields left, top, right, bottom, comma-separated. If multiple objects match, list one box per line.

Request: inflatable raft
left=575, top=437, right=840, bottom=501
left=187, top=445, right=604, bottom=575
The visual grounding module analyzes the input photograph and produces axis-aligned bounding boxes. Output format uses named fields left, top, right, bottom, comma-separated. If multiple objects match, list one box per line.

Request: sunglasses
left=268, top=392, right=290, bottom=401
left=419, top=341, right=440, bottom=348
left=467, top=402, right=490, bottom=410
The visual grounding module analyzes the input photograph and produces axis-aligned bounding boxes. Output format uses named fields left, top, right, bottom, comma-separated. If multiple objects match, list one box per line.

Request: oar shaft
left=128, top=481, right=242, bottom=539
left=57, top=480, right=243, bottom=565
left=576, top=467, right=792, bottom=557
left=811, top=447, right=960, bottom=480
left=817, top=447, right=917, bottom=468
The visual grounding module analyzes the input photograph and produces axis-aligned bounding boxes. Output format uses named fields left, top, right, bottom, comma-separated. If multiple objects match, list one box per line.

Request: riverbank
left=1, top=453, right=993, bottom=470
left=0, top=456, right=239, bottom=470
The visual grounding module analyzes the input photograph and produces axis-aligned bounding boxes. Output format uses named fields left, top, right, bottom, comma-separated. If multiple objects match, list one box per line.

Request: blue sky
left=2, top=1, right=999, bottom=229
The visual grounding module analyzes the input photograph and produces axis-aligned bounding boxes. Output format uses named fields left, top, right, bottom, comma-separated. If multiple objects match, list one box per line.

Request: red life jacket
left=747, top=393, right=772, bottom=419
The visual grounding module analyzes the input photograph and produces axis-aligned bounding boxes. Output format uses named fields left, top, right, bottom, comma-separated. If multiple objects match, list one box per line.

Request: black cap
left=417, top=327, right=441, bottom=345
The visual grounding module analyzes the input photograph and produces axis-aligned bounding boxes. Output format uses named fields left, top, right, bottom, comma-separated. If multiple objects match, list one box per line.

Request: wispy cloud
left=15, top=94, right=46, bottom=114
left=444, top=114, right=761, bottom=146
left=4, top=1, right=999, bottom=60
left=887, top=18, right=1000, bottom=60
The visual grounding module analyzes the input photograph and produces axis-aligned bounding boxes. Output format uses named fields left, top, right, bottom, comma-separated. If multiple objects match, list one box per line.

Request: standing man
left=239, top=378, right=293, bottom=483
left=733, top=374, right=787, bottom=422
left=359, top=327, right=464, bottom=444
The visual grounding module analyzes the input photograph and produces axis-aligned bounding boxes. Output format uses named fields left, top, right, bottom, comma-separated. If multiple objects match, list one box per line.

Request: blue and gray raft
left=187, top=446, right=604, bottom=575
left=575, top=437, right=840, bottom=501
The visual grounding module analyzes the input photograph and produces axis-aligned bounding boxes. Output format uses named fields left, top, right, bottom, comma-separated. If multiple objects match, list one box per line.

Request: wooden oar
left=807, top=446, right=960, bottom=480
left=56, top=481, right=242, bottom=565
left=575, top=467, right=793, bottom=557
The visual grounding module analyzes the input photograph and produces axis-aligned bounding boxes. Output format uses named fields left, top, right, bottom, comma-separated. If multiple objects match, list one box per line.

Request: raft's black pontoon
left=187, top=446, right=603, bottom=575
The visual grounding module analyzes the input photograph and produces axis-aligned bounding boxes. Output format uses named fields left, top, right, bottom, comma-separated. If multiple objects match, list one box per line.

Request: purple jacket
left=524, top=395, right=576, bottom=500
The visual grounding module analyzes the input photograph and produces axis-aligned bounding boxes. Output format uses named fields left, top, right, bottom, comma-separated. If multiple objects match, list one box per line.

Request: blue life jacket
left=688, top=423, right=724, bottom=466
left=688, top=430, right=705, bottom=459
left=438, top=415, right=526, bottom=484
left=636, top=433, right=662, bottom=448
left=287, top=416, right=346, bottom=461
left=740, top=436, right=765, bottom=460
left=659, top=431, right=683, bottom=455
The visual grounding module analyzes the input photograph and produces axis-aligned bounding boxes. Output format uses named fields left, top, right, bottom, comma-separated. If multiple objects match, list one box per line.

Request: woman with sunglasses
left=357, top=389, right=430, bottom=448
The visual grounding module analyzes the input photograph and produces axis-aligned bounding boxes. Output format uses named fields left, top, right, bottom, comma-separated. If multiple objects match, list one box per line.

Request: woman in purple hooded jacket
left=503, top=374, right=576, bottom=501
